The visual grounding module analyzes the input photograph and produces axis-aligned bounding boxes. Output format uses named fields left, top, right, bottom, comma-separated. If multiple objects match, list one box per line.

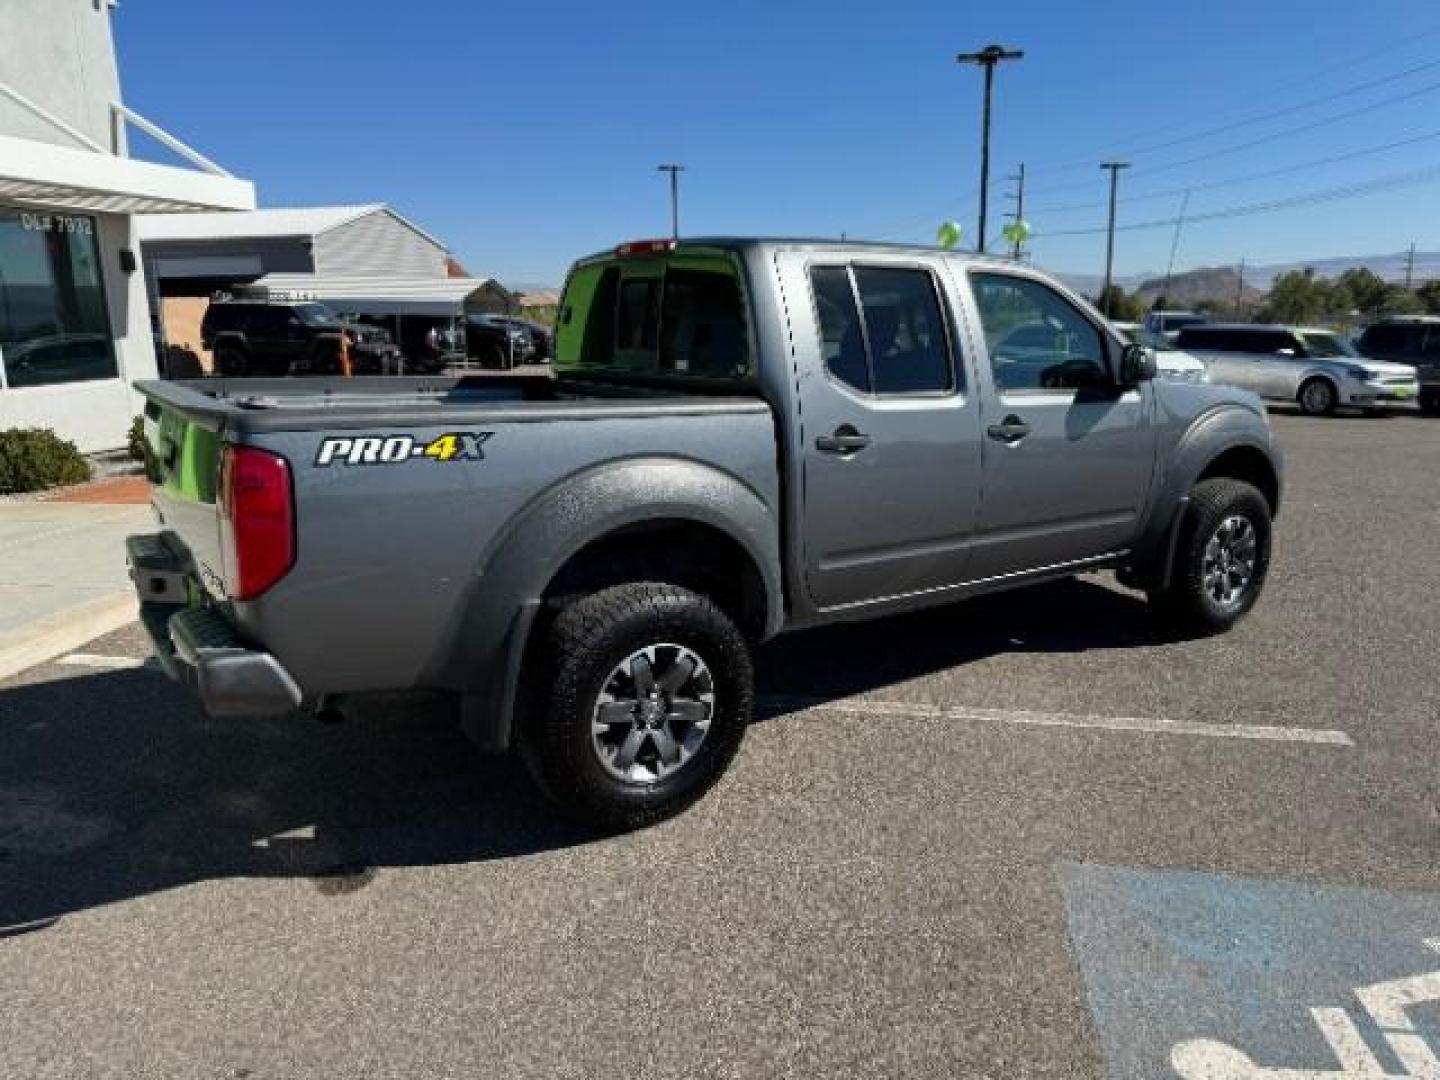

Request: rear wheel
left=1420, top=390, right=1440, bottom=416
left=1149, top=478, right=1272, bottom=634
left=519, top=582, right=752, bottom=831
left=1297, top=377, right=1337, bottom=417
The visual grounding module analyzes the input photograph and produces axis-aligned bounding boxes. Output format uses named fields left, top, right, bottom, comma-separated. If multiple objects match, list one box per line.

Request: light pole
left=957, top=44, right=1023, bottom=254
left=657, top=164, right=685, bottom=241
left=1100, top=161, right=1130, bottom=317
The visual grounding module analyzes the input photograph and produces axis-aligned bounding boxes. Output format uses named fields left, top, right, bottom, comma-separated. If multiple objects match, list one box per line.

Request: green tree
left=1416, top=279, right=1440, bottom=315
left=1259, top=268, right=1328, bottom=324
left=1335, top=267, right=1389, bottom=317
left=1381, top=286, right=1423, bottom=316
left=1094, top=285, right=1144, bottom=321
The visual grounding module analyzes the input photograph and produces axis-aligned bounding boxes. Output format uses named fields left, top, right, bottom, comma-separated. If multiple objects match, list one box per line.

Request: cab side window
left=808, top=264, right=956, bottom=395
left=970, top=273, right=1108, bottom=392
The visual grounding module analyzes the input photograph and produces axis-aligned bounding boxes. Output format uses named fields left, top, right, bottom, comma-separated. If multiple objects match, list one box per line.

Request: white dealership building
left=0, top=0, right=254, bottom=451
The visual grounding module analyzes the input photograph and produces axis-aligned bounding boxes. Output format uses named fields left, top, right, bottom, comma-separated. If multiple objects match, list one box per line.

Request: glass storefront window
left=0, top=208, right=116, bottom=389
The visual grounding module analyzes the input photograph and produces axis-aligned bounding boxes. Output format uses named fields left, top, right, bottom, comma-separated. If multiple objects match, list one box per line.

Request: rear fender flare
left=440, top=456, right=782, bottom=750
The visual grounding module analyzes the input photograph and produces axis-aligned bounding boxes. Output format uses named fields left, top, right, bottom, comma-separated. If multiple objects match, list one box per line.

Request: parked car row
left=201, top=301, right=411, bottom=377
left=1114, top=311, right=1436, bottom=417
left=197, top=300, right=553, bottom=378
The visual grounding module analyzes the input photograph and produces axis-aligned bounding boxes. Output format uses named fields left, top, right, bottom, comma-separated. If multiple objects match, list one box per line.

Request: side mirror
left=1119, top=341, right=1156, bottom=386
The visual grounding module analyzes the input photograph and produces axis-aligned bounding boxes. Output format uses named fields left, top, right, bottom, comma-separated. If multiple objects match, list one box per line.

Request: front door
left=775, top=253, right=984, bottom=610
left=964, top=270, right=1155, bottom=580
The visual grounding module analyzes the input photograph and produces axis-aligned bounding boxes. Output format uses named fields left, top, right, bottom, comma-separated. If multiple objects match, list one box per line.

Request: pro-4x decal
left=315, top=432, right=491, bottom=466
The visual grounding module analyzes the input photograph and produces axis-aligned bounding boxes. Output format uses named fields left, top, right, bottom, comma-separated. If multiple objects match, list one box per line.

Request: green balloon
left=1002, top=218, right=1032, bottom=245
left=936, top=220, right=963, bottom=249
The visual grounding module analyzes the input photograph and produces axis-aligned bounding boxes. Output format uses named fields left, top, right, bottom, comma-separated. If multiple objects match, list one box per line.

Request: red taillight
left=218, top=445, right=294, bottom=600
left=615, top=239, right=677, bottom=257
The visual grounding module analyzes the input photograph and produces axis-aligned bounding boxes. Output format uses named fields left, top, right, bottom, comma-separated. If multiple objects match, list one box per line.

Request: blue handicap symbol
left=1060, top=864, right=1440, bottom=1078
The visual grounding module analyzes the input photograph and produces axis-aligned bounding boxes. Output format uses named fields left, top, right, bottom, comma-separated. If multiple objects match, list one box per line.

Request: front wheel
left=519, top=582, right=752, bottom=831
left=1297, top=377, right=1337, bottom=417
left=1149, top=478, right=1272, bottom=634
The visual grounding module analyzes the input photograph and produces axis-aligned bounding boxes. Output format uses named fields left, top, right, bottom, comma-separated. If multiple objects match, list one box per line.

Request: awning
left=0, top=133, right=255, bottom=215
left=240, top=274, right=513, bottom=317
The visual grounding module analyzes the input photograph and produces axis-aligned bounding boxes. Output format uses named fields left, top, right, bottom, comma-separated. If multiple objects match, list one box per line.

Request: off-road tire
left=1149, top=478, right=1272, bottom=634
left=519, top=582, right=752, bottom=831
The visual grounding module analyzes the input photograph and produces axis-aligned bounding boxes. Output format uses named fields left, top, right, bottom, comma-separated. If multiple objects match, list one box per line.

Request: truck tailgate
left=141, top=390, right=228, bottom=600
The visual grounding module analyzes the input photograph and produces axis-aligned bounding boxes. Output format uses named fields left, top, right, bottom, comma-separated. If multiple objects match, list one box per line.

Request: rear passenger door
left=776, top=254, right=984, bottom=610
left=964, top=271, right=1154, bottom=579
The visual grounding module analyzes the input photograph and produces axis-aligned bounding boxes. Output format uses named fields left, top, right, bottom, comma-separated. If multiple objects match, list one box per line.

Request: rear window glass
left=1360, top=324, right=1416, bottom=353
left=556, top=257, right=750, bottom=379
left=808, top=264, right=956, bottom=395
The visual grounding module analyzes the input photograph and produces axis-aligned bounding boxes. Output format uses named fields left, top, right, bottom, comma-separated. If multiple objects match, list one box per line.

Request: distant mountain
left=1051, top=250, right=1440, bottom=303
left=1051, top=270, right=1150, bottom=297
left=1135, top=267, right=1264, bottom=308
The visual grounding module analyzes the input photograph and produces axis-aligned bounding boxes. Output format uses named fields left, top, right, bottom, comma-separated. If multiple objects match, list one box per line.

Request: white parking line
left=57, top=652, right=152, bottom=671
left=759, top=695, right=1354, bottom=747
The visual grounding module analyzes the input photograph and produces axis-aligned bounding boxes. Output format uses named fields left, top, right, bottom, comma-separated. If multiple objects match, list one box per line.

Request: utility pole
left=1100, top=161, right=1129, bottom=317
left=957, top=44, right=1023, bottom=254
left=656, top=164, right=685, bottom=241
left=1405, top=241, right=1417, bottom=289
left=1004, top=163, right=1026, bottom=259
left=1235, top=258, right=1246, bottom=318
left=1161, top=189, right=1191, bottom=304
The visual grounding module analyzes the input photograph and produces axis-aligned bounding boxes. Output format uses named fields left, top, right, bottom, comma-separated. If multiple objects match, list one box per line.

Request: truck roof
left=571, top=236, right=1024, bottom=269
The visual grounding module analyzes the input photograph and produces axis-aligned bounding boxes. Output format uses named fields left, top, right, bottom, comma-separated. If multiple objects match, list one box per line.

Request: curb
left=0, top=592, right=139, bottom=682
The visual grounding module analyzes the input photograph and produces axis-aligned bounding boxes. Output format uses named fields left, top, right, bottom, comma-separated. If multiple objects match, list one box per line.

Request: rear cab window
left=555, top=248, right=751, bottom=382
left=806, top=263, right=958, bottom=395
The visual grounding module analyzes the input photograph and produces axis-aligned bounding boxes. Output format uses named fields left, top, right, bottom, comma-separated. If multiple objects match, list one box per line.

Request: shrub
left=128, top=415, right=147, bottom=462
left=0, top=428, right=93, bottom=494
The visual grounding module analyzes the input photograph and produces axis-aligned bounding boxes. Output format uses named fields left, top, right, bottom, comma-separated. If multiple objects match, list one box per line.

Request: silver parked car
left=1173, top=324, right=1420, bottom=416
left=1112, top=322, right=1209, bottom=384
left=1143, top=309, right=1207, bottom=342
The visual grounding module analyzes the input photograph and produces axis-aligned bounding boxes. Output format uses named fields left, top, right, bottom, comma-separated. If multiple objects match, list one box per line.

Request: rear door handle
left=815, top=427, right=871, bottom=454
left=986, top=415, right=1031, bottom=442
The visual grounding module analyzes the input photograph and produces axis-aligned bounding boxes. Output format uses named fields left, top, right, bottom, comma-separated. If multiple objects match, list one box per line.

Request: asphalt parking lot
left=1, top=411, right=1438, bottom=1079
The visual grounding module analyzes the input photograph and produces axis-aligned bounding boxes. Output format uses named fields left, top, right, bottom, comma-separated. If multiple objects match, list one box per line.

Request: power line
left=1028, top=126, right=1440, bottom=215
left=1026, top=54, right=1440, bottom=178
left=1023, top=74, right=1440, bottom=200
left=866, top=187, right=978, bottom=241
left=1033, top=161, right=1440, bottom=238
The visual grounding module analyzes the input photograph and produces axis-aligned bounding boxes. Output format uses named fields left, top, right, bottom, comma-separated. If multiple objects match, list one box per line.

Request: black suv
left=200, top=302, right=401, bottom=377
left=465, top=314, right=534, bottom=369
left=1355, top=317, right=1440, bottom=413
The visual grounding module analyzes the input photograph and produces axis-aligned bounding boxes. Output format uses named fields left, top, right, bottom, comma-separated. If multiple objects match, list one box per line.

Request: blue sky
left=114, top=0, right=1440, bottom=286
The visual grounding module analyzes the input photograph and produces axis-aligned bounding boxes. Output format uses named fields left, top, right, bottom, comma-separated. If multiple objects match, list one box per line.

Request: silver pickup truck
left=131, top=238, right=1282, bottom=829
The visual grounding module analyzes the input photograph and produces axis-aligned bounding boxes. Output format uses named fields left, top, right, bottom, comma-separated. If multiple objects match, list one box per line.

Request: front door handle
left=986, top=415, right=1031, bottom=442
left=816, top=426, right=871, bottom=454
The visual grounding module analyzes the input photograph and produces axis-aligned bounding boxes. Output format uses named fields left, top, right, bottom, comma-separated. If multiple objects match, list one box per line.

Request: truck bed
left=139, top=374, right=767, bottom=434
left=135, top=372, right=780, bottom=703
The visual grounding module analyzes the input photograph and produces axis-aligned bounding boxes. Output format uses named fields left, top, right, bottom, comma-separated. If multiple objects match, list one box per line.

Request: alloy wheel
left=591, top=644, right=715, bottom=784
left=1201, top=515, right=1257, bottom=610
